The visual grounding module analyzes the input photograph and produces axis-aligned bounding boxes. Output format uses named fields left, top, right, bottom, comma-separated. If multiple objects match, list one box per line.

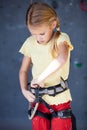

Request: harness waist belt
left=30, top=84, right=68, bottom=96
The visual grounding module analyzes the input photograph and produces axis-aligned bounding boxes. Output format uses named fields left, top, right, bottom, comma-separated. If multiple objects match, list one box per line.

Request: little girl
left=19, top=2, right=74, bottom=130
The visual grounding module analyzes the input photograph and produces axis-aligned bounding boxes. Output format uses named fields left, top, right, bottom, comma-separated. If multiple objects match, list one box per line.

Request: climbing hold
left=80, top=0, right=87, bottom=11
left=74, top=61, right=83, bottom=68
left=52, top=0, right=58, bottom=9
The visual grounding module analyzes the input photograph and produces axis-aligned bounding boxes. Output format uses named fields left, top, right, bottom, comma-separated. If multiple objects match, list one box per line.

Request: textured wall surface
left=0, top=0, right=87, bottom=129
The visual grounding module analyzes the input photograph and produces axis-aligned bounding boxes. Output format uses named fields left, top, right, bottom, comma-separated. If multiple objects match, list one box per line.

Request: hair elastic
left=56, top=27, right=60, bottom=31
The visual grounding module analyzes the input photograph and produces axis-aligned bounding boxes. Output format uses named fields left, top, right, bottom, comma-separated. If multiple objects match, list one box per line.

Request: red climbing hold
left=80, top=0, right=87, bottom=11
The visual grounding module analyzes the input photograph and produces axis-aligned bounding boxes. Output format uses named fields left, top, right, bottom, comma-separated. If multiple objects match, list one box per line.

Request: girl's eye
left=40, top=33, right=45, bottom=35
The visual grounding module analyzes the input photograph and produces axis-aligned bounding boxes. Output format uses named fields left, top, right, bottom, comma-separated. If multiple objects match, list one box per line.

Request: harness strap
left=39, top=98, right=54, bottom=112
left=34, top=110, right=51, bottom=120
left=28, top=97, right=72, bottom=120
left=29, top=108, right=72, bottom=120
left=39, top=98, right=72, bottom=119
left=30, top=86, right=68, bottom=96
left=52, top=109, right=72, bottom=119
left=28, top=78, right=68, bottom=97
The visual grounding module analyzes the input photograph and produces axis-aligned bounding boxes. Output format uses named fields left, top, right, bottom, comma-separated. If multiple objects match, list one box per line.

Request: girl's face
left=28, top=24, right=55, bottom=45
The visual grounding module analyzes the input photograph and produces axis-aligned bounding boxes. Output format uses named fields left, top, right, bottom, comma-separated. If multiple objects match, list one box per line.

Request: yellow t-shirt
left=19, top=32, right=73, bottom=105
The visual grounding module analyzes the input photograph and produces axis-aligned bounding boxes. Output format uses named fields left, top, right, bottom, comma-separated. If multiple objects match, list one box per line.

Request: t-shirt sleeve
left=19, top=38, right=31, bottom=57
left=57, top=33, right=74, bottom=51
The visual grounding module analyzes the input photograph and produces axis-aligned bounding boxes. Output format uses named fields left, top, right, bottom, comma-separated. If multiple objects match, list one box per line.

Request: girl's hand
left=31, top=79, right=44, bottom=88
left=22, top=89, right=35, bottom=102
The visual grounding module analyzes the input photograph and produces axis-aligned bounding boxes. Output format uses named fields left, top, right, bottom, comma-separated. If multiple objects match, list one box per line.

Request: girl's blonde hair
left=26, top=2, right=61, bottom=58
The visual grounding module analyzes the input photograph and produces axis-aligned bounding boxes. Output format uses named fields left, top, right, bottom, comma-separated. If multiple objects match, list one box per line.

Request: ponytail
left=51, top=21, right=61, bottom=58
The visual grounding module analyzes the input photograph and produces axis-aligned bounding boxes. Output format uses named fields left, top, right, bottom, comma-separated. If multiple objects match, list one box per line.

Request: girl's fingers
left=31, top=83, right=39, bottom=88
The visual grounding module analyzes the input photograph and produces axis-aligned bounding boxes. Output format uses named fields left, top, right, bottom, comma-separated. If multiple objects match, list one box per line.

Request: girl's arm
left=19, top=56, right=35, bottom=102
left=31, top=42, right=69, bottom=87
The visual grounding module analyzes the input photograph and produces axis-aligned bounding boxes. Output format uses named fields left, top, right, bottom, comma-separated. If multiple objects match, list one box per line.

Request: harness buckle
left=49, top=108, right=54, bottom=113
left=44, top=88, right=48, bottom=94
left=53, top=86, right=56, bottom=96
left=56, top=109, right=72, bottom=119
left=57, top=111, right=63, bottom=117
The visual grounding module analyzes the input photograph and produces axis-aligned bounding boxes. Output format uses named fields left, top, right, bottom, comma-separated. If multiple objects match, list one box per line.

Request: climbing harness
left=28, top=77, right=71, bottom=120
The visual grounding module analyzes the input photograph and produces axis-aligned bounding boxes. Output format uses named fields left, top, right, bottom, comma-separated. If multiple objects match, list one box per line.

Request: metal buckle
left=58, top=111, right=63, bottom=117
left=44, top=88, right=48, bottom=94
left=49, top=108, right=54, bottom=113
left=57, top=109, right=72, bottom=118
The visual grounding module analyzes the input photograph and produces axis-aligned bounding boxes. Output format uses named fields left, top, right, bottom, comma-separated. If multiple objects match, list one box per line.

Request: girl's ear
left=51, top=20, right=57, bottom=30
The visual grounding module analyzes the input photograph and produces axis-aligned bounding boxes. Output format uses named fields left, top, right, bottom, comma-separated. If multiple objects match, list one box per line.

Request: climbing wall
left=0, top=0, right=87, bottom=129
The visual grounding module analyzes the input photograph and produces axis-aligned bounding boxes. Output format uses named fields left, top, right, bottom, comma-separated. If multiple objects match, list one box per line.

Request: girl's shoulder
left=57, top=32, right=71, bottom=44
left=57, top=32, right=74, bottom=50
left=58, top=32, right=70, bottom=41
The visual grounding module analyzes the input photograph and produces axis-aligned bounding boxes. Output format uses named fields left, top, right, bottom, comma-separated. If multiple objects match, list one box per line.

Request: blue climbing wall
left=0, top=0, right=87, bottom=129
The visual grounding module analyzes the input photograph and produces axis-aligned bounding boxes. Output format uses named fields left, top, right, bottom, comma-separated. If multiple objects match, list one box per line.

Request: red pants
left=32, top=101, right=72, bottom=130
